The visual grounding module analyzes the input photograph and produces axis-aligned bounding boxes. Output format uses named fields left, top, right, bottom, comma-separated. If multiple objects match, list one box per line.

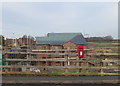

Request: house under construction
left=2, top=33, right=119, bottom=73
left=35, top=33, right=87, bottom=66
left=2, top=33, right=89, bottom=72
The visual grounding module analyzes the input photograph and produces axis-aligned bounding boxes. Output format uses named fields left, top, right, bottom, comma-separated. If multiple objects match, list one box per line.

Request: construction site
left=0, top=33, right=119, bottom=75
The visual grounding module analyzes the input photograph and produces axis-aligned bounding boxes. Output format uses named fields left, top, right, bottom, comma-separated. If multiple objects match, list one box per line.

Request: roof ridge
left=36, top=33, right=86, bottom=45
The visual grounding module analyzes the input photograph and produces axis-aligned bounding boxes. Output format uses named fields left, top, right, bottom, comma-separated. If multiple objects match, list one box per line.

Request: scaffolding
left=2, top=48, right=119, bottom=74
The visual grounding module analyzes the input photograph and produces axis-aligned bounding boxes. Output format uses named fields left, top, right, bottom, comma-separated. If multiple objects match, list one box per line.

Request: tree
left=104, top=35, right=113, bottom=40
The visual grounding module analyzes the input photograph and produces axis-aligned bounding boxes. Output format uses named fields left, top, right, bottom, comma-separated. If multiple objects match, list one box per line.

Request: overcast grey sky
left=1, top=2, right=118, bottom=38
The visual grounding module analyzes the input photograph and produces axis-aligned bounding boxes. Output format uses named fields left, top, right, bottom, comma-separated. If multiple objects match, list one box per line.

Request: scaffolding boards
left=1, top=48, right=119, bottom=73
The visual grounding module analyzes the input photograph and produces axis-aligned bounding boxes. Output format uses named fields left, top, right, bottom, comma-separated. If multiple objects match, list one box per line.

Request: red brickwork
left=36, top=42, right=80, bottom=66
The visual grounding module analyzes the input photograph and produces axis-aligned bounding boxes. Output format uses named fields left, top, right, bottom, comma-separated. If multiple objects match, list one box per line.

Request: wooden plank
left=1, top=72, right=120, bottom=76
left=32, top=49, right=90, bottom=51
left=3, top=51, right=118, bottom=56
left=1, top=65, right=119, bottom=69
left=5, top=57, right=91, bottom=62
left=3, top=52, right=78, bottom=55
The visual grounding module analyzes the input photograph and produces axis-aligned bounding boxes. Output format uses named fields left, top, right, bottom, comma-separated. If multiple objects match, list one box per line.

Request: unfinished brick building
left=35, top=33, right=87, bottom=66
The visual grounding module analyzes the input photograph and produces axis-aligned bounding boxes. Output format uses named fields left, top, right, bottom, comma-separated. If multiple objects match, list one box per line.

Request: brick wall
left=35, top=42, right=80, bottom=66
left=63, top=42, right=77, bottom=49
left=36, top=45, right=50, bottom=50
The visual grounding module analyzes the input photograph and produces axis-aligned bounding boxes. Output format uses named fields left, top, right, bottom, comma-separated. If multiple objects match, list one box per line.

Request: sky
left=0, top=2, right=118, bottom=39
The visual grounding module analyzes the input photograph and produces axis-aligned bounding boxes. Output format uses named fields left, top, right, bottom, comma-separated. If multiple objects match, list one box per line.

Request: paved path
left=1, top=75, right=119, bottom=85
left=2, top=75, right=119, bottom=81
